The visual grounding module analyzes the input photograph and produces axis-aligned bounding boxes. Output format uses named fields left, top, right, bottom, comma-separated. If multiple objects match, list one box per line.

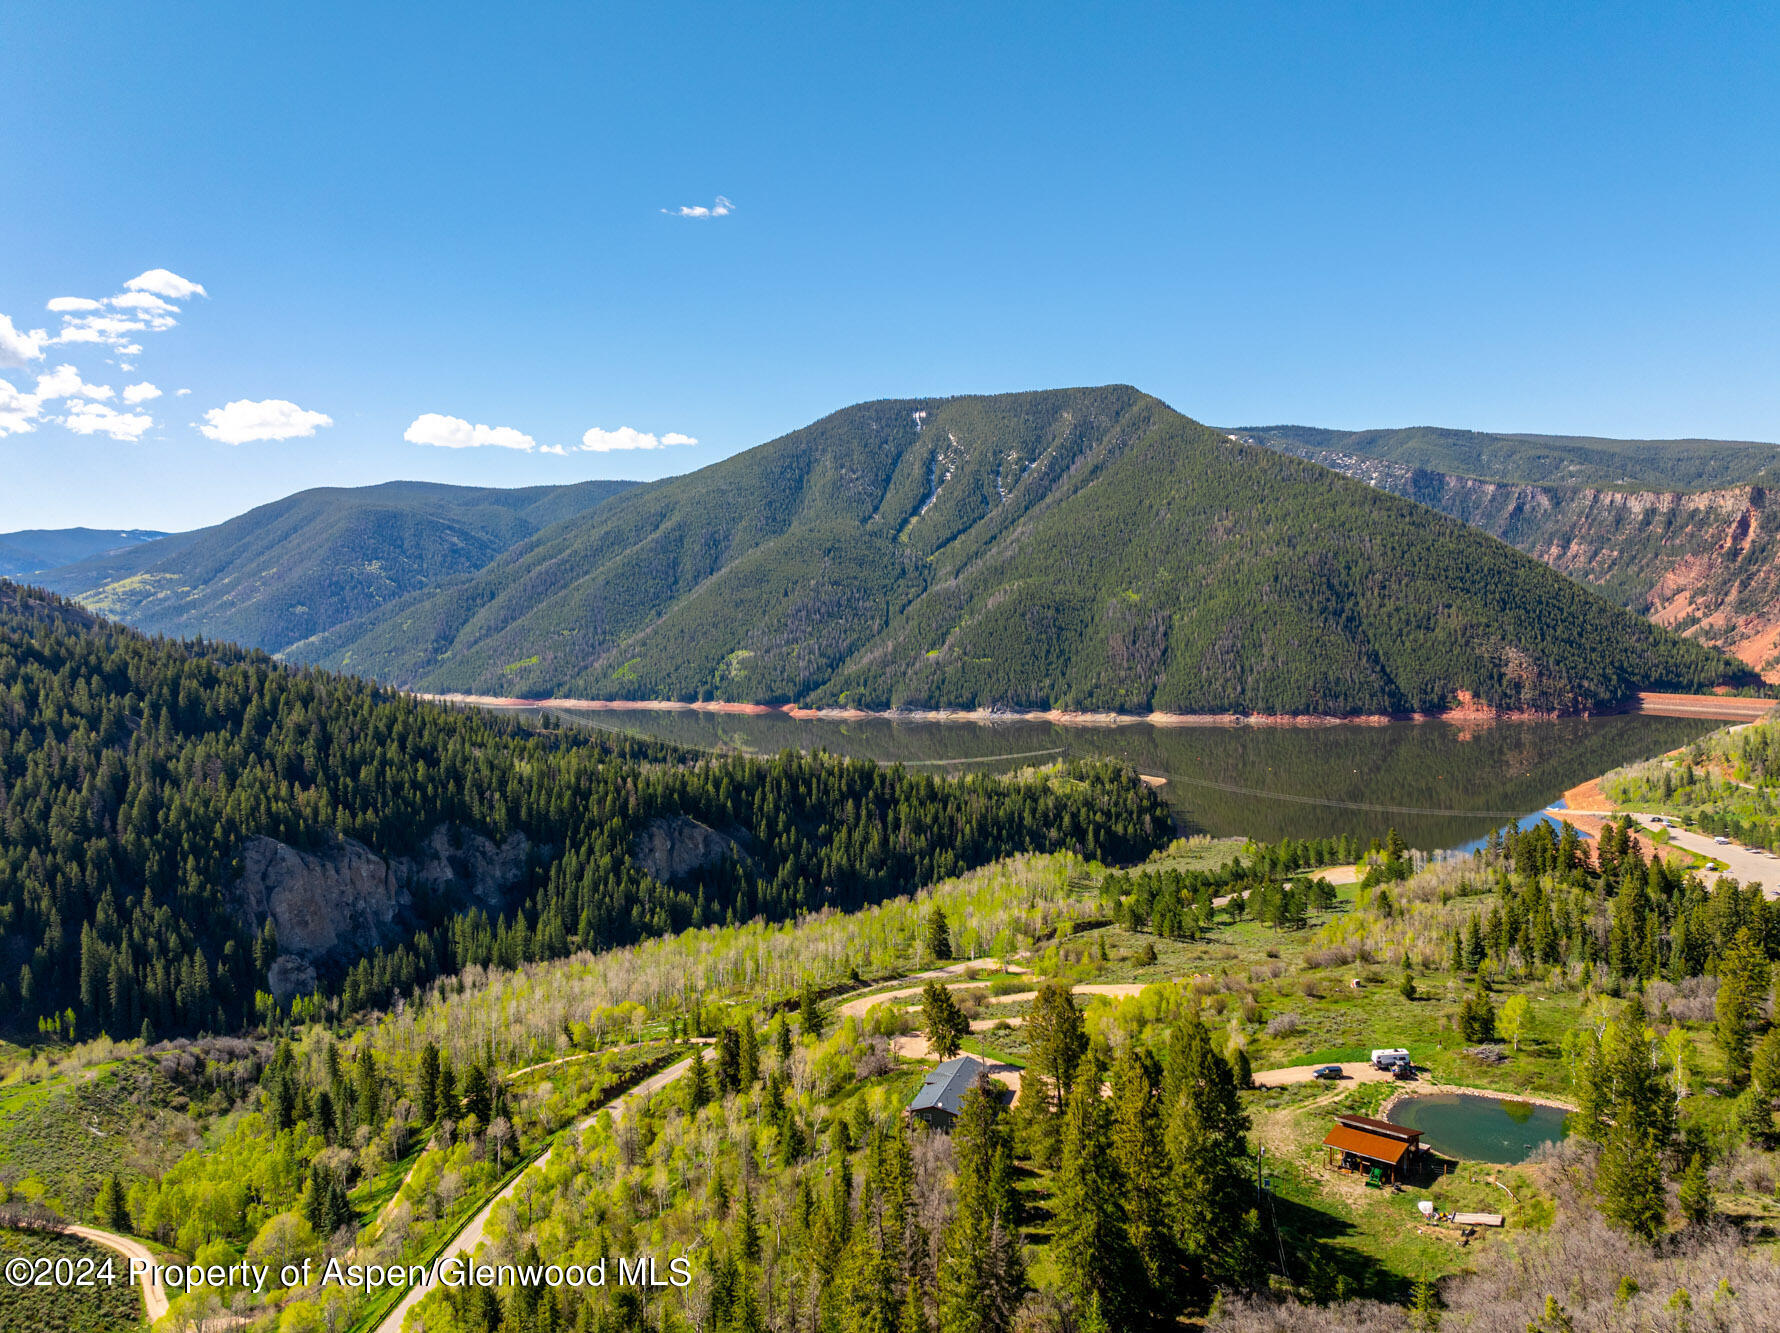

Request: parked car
left=1716, top=836, right=1732, bottom=845
left=1312, top=1065, right=1343, bottom=1080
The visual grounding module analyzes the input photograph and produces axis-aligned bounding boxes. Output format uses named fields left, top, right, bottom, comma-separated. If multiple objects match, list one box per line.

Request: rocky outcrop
left=1286, top=448, right=1780, bottom=681
left=235, top=835, right=411, bottom=965
left=233, top=824, right=531, bottom=1001
left=632, top=815, right=738, bottom=882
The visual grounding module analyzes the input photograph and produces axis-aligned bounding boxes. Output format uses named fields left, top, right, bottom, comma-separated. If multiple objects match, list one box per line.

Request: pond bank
left=1380, top=1082, right=1578, bottom=1121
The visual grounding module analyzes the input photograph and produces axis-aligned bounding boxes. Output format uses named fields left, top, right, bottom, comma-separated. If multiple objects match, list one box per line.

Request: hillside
left=0, top=579, right=1164, bottom=1041
left=0, top=526, right=169, bottom=578
left=1242, top=430, right=1780, bottom=679
left=295, top=387, right=1749, bottom=716
left=1239, top=423, right=1780, bottom=490
left=35, top=479, right=636, bottom=656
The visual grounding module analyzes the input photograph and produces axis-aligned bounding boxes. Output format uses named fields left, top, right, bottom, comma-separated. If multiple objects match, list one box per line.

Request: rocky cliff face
left=1284, top=448, right=1780, bottom=681
left=233, top=824, right=531, bottom=1001
left=631, top=815, right=740, bottom=882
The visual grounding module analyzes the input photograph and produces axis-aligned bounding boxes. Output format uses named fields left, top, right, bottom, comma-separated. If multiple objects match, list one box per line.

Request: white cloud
left=62, top=401, right=154, bottom=441
left=0, top=378, right=40, bottom=435
left=54, top=313, right=147, bottom=346
left=125, top=269, right=207, bottom=301
left=403, top=412, right=539, bottom=451
left=662, top=195, right=735, bottom=219
left=201, top=398, right=332, bottom=444
left=175, top=388, right=191, bottom=396
left=109, top=291, right=177, bottom=313
left=579, top=425, right=700, bottom=452
left=122, top=381, right=161, bottom=404
left=0, top=314, right=46, bottom=367
left=35, top=364, right=113, bottom=401
left=46, top=296, right=102, bottom=313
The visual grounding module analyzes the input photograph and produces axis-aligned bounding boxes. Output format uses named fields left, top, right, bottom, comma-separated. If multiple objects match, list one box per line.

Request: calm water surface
left=510, top=707, right=1712, bottom=849
left=1387, top=1092, right=1572, bottom=1164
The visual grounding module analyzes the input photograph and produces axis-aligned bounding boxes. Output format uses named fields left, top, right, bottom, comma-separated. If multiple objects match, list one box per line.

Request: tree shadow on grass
left=1260, top=1190, right=1416, bottom=1305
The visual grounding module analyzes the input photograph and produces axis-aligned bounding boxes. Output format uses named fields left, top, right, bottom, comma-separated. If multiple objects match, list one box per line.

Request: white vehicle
left=1716, top=836, right=1732, bottom=845
left=1370, top=1047, right=1411, bottom=1069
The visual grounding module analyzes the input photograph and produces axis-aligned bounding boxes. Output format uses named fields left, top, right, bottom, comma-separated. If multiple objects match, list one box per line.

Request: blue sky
left=3, top=3, right=1777, bottom=530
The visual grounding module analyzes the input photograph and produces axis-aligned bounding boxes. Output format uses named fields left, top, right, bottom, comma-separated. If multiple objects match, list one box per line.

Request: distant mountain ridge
left=1240, top=427, right=1780, bottom=680
left=1238, top=424, right=1780, bottom=491
left=285, top=386, right=1747, bottom=716
left=37, top=479, right=636, bottom=656
left=0, top=526, right=169, bottom=578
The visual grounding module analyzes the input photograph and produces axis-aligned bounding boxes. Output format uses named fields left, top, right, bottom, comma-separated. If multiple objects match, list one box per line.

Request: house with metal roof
left=1322, top=1112, right=1425, bottom=1184
left=907, top=1055, right=993, bottom=1130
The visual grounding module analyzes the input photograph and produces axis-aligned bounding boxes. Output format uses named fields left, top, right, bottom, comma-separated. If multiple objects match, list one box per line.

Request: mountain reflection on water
left=513, top=707, right=1712, bottom=850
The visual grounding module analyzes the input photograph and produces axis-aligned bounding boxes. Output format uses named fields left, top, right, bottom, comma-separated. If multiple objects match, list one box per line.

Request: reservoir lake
left=504, top=707, right=1714, bottom=849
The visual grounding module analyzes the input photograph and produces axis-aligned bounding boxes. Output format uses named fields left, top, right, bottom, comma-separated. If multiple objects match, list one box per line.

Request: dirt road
left=1251, top=1061, right=1396, bottom=1088
left=833, top=960, right=1028, bottom=1022
left=373, top=1056, right=692, bottom=1333
left=59, top=1223, right=168, bottom=1323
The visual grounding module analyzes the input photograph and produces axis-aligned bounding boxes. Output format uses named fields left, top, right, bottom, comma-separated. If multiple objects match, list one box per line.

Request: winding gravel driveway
left=373, top=1055, right=692, bottom=1333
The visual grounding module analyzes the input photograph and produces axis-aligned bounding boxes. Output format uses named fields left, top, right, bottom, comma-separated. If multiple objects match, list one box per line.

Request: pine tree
left=460, top=1062, right=493, bottom=1125
left=1678, top=1151, right=1713, bottom=1226
left=1052, top=1054, right=1137, bottom=1326
left=355, top=1046, right=381, bottom=1128
left=776, top=1014, right=794, bottom=1064
left=939, top=1084, right=1022, bottom=1333
left=1593, top=1005, right=1675, bottom=1240
left=1226, top=1043, right=1252, bottom=1090
left=1716, top=927, right=1768, bottom=1087
left=739, top=1018, right=760, bottom=1088
left=800, top=982, right=826, bottom=1039
left=735, top=1178, right=761, bottom=1264
left=1110, top=1045, right=1170, bottom=1311
left=437, top=1060, right=457, bottom=1120
left=922, top=982, right=969, bottom=1060
left=926, top=906, right=953, bottom=961
left=1752, top=1026, right=1780, bottom=1102
left=1408, top=1276, right=1440, bottom=1331
left=1025, top=982, right=1087, bottom=1116
left=716, top=1025, right=743, bottom=1093
left=899, top=1273, right=931, bottom=1333
left=95, top=1173, right=131, bottom=1232
left=1458, top=979, right=1497, bottom=1042
left=1166, top=1017, right=1259, bottom=1288
left=416, top=1041, right=441, bottom=1124
left=686, top=1047, right=712, bottom=1113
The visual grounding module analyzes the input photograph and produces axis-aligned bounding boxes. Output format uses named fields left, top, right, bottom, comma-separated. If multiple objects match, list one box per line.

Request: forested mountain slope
left=0, top=580, right=1164, bottom=1041
left=36, top=478, right=635, bottom=656
left=1243, top=429, right=1780, bottom=680
left=0, top=526, right=169, bottom=578
left=296, top=387, right=1749, bottom=716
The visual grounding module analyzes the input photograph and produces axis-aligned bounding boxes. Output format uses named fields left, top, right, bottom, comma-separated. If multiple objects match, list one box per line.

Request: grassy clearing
left=0, top=1229, right=145, bottom=1332
left=0, top=1062, right=200, bottom=1219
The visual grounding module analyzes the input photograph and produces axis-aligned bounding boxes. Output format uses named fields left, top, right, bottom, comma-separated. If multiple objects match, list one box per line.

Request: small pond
left=1387, top=1092, right=1572, bottom=1165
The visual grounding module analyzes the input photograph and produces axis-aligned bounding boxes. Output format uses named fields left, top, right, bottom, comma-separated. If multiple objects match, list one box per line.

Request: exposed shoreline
left=1380, top=1083, right=1579, bottom=1121
left=416, top=690, right=1773, bottom=729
